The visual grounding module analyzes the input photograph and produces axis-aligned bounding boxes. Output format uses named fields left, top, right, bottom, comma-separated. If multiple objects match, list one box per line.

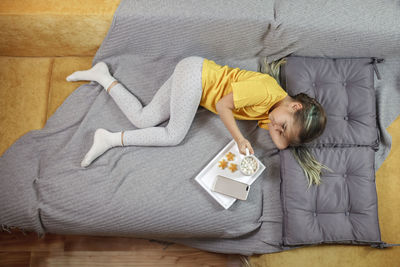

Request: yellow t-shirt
left=200, top=59, right=288, bottom=130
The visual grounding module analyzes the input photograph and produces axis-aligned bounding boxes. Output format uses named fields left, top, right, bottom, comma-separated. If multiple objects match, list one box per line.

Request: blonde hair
left=260, top=57, right=333, bottom=188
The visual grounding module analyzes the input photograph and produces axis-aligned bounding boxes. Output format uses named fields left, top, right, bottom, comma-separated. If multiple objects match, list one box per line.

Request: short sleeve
left=231, top=80, right=267, bottom=109
left=258, top=119, right=270, bottom=130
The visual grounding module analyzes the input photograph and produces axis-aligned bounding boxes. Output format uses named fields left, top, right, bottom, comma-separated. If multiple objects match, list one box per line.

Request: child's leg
left=107, top=77, right=172, bottom=128
left=80, top=56, right=205, bottom=167
left=123, top=56, right=204, bottom=146
left=67, top=62, right=172, bottom=128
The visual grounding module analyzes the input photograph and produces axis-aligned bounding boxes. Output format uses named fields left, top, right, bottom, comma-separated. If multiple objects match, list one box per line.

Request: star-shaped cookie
left=228, top=163, right=238, bottom=172
left=226, top=152, right=235, bottom=161
left=218, top=159, right=228, bottom=169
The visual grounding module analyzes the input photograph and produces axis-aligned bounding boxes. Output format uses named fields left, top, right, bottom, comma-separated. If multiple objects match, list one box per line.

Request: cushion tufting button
left=313, top=212, right=317, bottom=217
left=343, top=174, right=347, bottom=178
left=343, top=82, right=347, bottom=86
left=345, top=211, right=350, bottom=216
left=344, top=116, right=348, bottom=120
left=312, top=83, right=316, bottom=87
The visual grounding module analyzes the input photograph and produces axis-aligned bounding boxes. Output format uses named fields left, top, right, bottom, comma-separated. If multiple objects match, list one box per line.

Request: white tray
left=195, top=139, right=265, bottom=209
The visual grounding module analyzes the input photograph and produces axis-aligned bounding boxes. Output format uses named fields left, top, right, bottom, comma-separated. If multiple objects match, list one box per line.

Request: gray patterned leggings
left=109, top=56, right=205, bottom=146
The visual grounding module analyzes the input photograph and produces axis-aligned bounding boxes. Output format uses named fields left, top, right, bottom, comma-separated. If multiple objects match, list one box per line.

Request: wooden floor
left=0, top=229, right=245, bottom=267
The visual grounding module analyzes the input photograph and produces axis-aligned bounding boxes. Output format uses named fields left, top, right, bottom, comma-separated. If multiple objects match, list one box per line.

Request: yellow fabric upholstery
left=0, top=0, right=119, bottom=56
left=0, top=57, right=52, bottom=153
left=0, top=1, right=398, bottom=265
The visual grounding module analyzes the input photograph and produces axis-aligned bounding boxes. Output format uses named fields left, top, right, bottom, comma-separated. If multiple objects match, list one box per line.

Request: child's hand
left=237, top=138, right=254, bottom=155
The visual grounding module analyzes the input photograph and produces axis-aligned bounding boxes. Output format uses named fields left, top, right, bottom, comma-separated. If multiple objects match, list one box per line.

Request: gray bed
left=1, top=0, right=399, bottom=256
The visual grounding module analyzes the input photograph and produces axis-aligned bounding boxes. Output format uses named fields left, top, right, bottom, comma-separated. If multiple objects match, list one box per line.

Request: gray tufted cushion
left=279, top=56, right=382, bottom=246
left=280, top=56, right=379, bottom=149
left=280, top=147, right=381, bottom=245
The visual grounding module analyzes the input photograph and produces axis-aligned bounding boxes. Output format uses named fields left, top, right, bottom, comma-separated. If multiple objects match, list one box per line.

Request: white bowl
left=240, top=148, right=259, bottom=176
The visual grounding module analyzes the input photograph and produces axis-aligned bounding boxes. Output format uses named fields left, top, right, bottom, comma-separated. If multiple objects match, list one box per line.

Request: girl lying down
left=67, top=56, right=331, bottom=187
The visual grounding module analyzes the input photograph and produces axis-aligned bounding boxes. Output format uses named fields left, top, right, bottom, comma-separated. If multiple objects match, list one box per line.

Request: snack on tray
left=226, top=152, right=235, bottom=161
left=218, top=159, right=228, bottom=169
left=240, top=156, right=258, bottom=175
left=228, top=163, right=238, bottom=172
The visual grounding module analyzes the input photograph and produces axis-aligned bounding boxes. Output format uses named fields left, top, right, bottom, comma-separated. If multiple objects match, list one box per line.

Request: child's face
left=267, top=101, right=302, bottom=149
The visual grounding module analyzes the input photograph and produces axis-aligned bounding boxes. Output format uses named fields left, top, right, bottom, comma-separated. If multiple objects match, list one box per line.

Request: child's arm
left=216, top=92, right=254, bottom=155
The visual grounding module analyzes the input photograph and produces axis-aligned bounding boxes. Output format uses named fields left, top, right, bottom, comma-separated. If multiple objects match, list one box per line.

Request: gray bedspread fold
left=1, top=0, right=399, bottom=256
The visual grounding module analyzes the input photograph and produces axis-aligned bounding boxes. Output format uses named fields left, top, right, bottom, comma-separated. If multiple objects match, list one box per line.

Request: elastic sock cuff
left=107, top=81, right=118, bottom=93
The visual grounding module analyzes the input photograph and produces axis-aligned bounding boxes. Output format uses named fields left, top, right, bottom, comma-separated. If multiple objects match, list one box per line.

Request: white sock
left=66, top=62, right=117, bottom=90
left=81, top=128, right=123, bottom=167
